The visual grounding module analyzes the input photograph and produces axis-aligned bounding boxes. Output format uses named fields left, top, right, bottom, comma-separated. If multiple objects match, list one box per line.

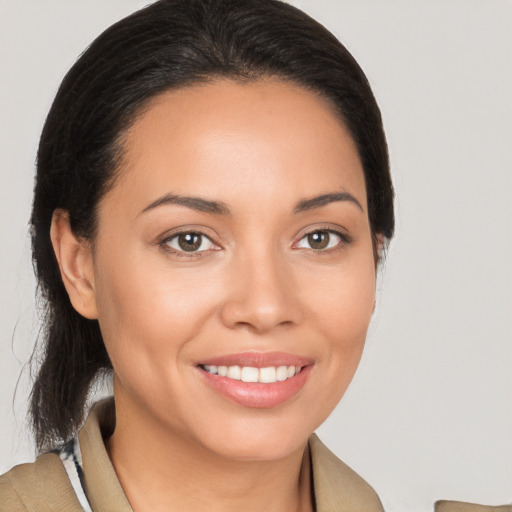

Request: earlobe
left=50, top=210, right=99, bottom=320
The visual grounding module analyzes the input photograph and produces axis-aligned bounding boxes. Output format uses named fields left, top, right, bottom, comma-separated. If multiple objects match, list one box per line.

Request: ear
left=376, top=233, right=386, bottom=256
left=374, top=232, right=386, bottom=266
left=50, top=209, right=99, bottom=319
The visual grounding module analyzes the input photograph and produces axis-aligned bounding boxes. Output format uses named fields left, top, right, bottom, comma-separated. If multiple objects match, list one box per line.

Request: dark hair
left=30, top=0, right=394, bottom=452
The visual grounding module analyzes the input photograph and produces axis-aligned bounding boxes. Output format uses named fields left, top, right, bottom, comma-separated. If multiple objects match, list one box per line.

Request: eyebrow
left=293, top=192, right=363, bottom=213
left=140, top=190, right=363, bottom=216
left=140, top=193, right=230, bottom=215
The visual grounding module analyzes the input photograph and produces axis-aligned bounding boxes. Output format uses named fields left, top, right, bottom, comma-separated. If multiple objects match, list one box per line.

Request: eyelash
left=159, top=230, right=219, bottom=258
left=293, top=227, right=352, bottom=254
left=158, top=227, right=351, bottom=258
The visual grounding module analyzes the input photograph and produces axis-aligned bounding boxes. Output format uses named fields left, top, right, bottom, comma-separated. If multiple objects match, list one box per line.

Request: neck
left=107, top=395, right=314, bottom=512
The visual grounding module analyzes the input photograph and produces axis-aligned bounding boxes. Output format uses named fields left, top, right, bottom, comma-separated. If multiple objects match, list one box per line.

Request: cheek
left=92, top=248, right=222, bottom=373
left=301, top=247, right=376, bottom=397
left=306, top=253, right=376, bottom=342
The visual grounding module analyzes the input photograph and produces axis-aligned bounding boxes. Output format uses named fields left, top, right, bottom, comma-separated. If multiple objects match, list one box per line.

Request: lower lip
left=198, top=365, right=312, bottom=408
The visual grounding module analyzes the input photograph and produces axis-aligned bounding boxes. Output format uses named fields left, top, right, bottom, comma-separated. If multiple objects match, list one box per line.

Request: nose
left=219, top=248, right=302, bottom=334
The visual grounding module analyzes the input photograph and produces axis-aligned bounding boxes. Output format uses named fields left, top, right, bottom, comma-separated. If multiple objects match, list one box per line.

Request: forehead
left=106, top=79, right=367, bottom=217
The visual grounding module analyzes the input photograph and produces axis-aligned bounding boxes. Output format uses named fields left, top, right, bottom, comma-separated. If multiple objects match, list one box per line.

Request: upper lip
left=198, top=351, right=313, bottom=368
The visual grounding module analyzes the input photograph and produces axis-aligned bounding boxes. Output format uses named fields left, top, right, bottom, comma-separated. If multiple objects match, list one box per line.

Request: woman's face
left=90, top=79, right=376, bottom=460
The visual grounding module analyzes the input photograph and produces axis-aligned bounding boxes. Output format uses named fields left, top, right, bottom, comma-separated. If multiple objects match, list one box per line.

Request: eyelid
left=157, top=226, right=222, bottom=256
left=292, top=225, right=352, bottom=250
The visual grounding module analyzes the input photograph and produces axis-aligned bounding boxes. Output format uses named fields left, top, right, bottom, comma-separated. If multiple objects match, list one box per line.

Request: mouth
left=196, top=352, right=312, bottom=408
left=200, top=364, right=303, bottom=383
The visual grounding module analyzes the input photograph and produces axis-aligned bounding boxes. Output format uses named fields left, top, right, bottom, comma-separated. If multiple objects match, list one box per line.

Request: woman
left=0, top=1, right=393, bottom=509
left=0, top=1, right=508, bottom=511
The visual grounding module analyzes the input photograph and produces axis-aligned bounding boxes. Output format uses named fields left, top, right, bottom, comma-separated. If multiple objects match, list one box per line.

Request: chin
left=192, top=412, right=316, bottom=462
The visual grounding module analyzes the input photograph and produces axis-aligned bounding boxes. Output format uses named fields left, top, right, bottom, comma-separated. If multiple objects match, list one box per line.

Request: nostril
left=218, top=264, right=302, bottom=332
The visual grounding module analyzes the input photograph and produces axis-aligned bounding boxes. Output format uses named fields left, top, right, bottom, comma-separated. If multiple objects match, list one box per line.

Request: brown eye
left=178, top=233, right=201, bottom=251
left=307, top=231, right=330, bottom=250
left=164, top=232, right=215, bottom=253
left=296, top=229, right=345, bottom=251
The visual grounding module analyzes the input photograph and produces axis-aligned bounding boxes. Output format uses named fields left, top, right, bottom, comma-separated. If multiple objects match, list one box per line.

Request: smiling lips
left=203, top=364, right=301, bottom=383
left=197, top=352, right=312, bottom=408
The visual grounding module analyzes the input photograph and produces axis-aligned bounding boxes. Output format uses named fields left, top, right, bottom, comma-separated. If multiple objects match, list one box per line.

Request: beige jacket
left=0, top=400, right=509, bottom=512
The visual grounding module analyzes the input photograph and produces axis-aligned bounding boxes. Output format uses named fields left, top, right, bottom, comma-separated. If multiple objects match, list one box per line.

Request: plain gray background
left=1, top=1, right=511, bottom=511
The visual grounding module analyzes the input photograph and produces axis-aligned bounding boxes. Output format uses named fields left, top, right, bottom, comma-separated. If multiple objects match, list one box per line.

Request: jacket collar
left=309, top=434, right=383, bottom=512
left=79, top=399, right=383, bottom=512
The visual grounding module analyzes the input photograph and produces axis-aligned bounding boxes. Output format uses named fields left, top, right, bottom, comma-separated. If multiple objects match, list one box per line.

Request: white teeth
left=241, top=367, right=259, bottom=382
left=260, top=367, right=277, bottom=383
left=276, top=366, right=288, bottom=381
left=227, top=366, right=241, bottom=380
left=202, top=364, right=304, bottom=383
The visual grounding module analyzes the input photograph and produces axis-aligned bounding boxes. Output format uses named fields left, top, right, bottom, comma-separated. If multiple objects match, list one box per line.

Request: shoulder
left=435, top=501, right=512, bottom=512
left=309, top=434, right=384, bottom=512
left=0, top=452, right=84, bottom=512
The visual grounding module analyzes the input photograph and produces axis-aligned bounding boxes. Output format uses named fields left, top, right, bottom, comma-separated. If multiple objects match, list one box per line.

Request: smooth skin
left=51, top=79, right=378, bottom=512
